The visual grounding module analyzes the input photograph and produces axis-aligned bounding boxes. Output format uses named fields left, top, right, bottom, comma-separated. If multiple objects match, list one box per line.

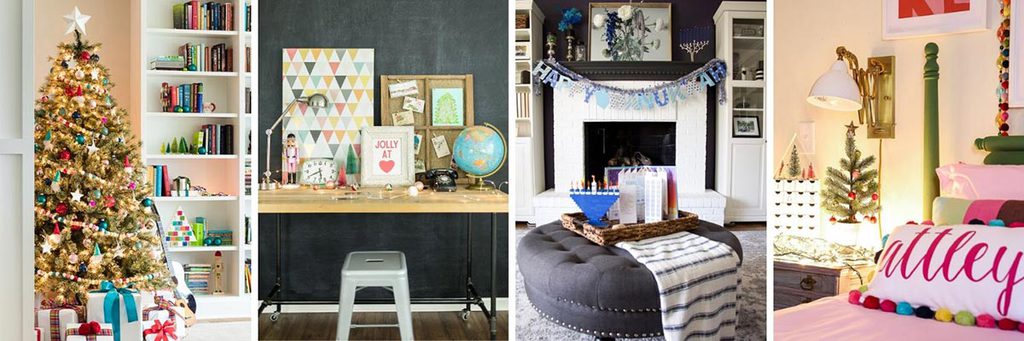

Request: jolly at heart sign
left=371, top=138, right=401, bottom=175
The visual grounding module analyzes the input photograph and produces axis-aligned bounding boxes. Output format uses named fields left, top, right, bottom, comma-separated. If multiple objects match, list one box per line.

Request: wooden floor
left=259, top=311, right=509, bottom=340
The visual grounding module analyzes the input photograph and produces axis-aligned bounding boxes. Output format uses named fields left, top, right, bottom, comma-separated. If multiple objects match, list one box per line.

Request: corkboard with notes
left=380, top=74, right=475, bottom=183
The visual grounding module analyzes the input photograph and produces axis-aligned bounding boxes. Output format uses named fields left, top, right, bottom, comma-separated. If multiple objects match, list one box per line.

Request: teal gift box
left=86, top=282, right=142, bottom=341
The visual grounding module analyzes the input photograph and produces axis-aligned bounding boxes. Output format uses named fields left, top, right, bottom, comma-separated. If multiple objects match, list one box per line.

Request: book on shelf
left=200, top=124, right=235, bottom=155
left=173, top=1, right=234, bottom=31
left=245, top=1, right=251, bottom=32
left=245, top=46, right=251, bottom=72
left=184, top=263, right=212, bottom=295
left=244, top=259, right=251, bottom=293
left=178, top=43, right=233, bottom=72
left=244, top=159, right=252, bottom=195
left=244, top=216, right=251, bottom=244
left=161, top=82, right=205, bottom=113
left=148, top=165, right=173, bottom=197
left=245, top=87, right=251, bottom=114
left=150, top=56, right=186, bottom=70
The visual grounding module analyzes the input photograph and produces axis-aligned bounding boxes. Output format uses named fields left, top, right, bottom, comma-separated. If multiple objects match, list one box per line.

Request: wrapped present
left=65, top=322, right=113, bottom=341
left=35, top=327, right=41, bottom=341
left=37, top=301, right=84, bottom=341
left=141, top=296, right=184, bottom=329
left=142, top=320, right=177, bottom=341
left=87, top=281, right=142, bottom=341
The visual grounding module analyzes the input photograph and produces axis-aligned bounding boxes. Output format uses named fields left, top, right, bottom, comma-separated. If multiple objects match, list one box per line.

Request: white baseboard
left=268, top=298, right=509, bottom=314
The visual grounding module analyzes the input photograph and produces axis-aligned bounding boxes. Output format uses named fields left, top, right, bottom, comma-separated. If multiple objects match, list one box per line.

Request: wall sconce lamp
left=806, top=46, right=896, bottom=139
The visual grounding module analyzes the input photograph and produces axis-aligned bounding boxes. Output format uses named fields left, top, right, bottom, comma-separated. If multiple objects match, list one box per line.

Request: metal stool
left=336, top=251, right=414, bottom=341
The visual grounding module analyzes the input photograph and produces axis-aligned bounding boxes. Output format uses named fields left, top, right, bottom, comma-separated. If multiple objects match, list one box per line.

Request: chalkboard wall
left=258, top=0, right=509, bottom=301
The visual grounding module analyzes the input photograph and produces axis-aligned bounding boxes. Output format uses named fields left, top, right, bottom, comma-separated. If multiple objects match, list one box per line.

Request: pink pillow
left=936, top=163, right=1024, bottom=200
left=866, top=224, right=1024, bottom=320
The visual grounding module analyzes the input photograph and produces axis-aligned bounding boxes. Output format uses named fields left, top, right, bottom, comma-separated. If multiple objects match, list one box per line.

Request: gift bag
left=36, top=303, right=83, bottom=341
left=65, top=322, right=113, bottom=341
left=87, top=282, right=143, bottom=341
left=142, top=320, right=177, bottom=341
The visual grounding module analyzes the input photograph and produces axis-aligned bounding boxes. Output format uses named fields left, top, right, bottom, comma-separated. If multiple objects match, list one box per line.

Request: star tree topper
left=64, top=6, right=91, bottom=35
left=845, top=121, right=859, bottom=138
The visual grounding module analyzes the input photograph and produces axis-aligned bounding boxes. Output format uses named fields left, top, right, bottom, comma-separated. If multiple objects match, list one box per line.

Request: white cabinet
left=714, top=2, right=766, bottom=223
left=514, top=0, right=545, bottom=222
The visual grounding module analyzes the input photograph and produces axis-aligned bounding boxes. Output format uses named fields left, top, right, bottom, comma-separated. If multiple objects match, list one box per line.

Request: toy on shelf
left=166, top=207, right=196, bottom=247
left=282, top=133, right=299, bottom=188
left=213, top=251, right=224, bottom=295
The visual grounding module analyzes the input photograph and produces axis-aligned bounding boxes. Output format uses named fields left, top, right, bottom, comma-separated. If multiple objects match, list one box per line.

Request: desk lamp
left=261, top=93, right=330, bottom=190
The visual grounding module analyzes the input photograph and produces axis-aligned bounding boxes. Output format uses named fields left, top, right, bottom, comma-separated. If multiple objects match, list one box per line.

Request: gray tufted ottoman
left=517, top=221, right=743, bottom=340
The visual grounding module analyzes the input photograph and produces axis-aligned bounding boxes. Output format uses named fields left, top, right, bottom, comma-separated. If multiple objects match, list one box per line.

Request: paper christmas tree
left=166, top=207, right=196, bottom=247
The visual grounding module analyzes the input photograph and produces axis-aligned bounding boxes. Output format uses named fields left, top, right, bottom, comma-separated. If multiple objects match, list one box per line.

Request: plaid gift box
left=65, top=322, right=113, bottom=341
left=36, top=303, right=83, bottom=341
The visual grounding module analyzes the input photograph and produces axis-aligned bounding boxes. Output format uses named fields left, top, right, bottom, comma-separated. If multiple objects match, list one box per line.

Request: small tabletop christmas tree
left=823, top=122, right=880, bottom=224
left=786, top=144, right=801, bottom=179
left=34, top=8, right=169, bottom=303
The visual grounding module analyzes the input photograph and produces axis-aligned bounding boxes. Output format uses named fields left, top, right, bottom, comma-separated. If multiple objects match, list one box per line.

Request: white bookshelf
left=513, top=0, right=545, bottom=223
left=133, top=0, right=254, bottom=320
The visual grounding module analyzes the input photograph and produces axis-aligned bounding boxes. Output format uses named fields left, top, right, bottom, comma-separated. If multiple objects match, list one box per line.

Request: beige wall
left=34, top=0, right=133, bottom=132
left=774, top=0, right=1024, bottom=233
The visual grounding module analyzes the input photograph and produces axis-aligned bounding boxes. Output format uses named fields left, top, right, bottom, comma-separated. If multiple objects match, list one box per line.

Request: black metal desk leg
left=258, top=214, right=283, bottom=321
left=465, top=214, right=473, bottom=314
left=490, top=213, right=498, bottom=340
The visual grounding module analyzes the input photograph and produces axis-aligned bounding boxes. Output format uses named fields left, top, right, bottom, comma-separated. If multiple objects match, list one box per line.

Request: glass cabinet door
left=731, top=18, right=764, bottom=81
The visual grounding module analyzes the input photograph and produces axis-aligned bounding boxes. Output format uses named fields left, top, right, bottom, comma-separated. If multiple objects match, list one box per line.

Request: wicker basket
left=560, top=211, right=700, bottom=246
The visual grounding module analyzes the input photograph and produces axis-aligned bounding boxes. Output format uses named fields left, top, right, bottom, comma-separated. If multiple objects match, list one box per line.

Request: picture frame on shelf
left=514, top=42, right=530, bottom=60
left=588, top=2, right=672, bottom=61
left=360, top=126, right=416, bottom=186
left=882, top=0, right=987, bottom=40
left=431, top=88, right=466, bottom=126
left=733, top=116, right=761, bottom=138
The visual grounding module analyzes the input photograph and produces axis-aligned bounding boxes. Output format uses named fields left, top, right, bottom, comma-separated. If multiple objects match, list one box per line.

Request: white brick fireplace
left=531, top=80, right=727, bottom=226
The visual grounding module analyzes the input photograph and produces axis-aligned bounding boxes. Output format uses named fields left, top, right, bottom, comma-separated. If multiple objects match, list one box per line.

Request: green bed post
left=923, top=43, right=940, bottom=220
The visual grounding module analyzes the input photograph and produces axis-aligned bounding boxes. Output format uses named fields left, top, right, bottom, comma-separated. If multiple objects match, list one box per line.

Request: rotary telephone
left=425, top=168, right=458, bottom=192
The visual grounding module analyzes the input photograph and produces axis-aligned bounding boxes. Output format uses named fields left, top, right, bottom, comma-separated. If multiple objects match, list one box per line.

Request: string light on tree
left=34, top=7, right=169, bottom=303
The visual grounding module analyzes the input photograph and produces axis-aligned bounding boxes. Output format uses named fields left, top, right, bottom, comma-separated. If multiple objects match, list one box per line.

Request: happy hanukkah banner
left=531, top=58, right=728, bottom=111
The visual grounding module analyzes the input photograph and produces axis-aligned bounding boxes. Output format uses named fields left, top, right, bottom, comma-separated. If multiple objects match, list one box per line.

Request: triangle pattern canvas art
left=282, top=48, right=374, bottom=173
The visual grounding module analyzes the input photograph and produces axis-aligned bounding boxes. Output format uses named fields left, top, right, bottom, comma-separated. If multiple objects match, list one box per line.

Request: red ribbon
left=143, top=319, right=177, bottom=341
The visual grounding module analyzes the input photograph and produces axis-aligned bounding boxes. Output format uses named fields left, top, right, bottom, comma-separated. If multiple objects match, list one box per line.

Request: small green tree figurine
left=787, top=144, right=801, bottom=179
left=345, top=144, right=359, bottom=175
left=823, top=122, right=880, bottom=224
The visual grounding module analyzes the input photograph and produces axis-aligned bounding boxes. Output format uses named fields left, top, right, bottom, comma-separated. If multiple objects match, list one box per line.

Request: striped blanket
left=617, top=231, right=741, bottom=341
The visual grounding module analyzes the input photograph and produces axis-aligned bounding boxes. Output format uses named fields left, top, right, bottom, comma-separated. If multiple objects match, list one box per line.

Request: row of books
left=173, top=1, right=235, bottom=31
left=184, top=263, right=212, bottom=295
left=200, top=124, right=235, bottom=155
left=150, top=165, right=173, bottom=197
left=180, top=43, right=234, bottom=72
left=244, top=159, right=252, bottom=195
left=160, top=82, right=205, bottom=113
left=244, top=1, right=252, bottom=32
left=244, top=259, right=252, bottom=293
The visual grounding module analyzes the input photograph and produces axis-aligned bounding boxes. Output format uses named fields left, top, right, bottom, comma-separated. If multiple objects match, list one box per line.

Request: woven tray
left=559, top=211, right=700, bottom=246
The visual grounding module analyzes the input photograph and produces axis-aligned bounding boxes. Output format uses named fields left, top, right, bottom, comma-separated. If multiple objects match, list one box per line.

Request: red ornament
left=41, top=95, right=49, bottom=102
left=75, top=87, right=83, bottom=96
left=65, top=86, right=75, bottom=96
left=77, top=321, right=101, bottom=335
left=848, top=191, right=857, bottom=199
left=852, top=171, right=860, bottom=178
left=71, top=221, right=82, bottom=231
left=104, top=196, right=115, bottom=208
left=869, top=216, right=878, bottom=224
left=55, top=203, right=69, bottom=215
left=79, top=51, right=91, bottom=61
left=59, top=149, right=72, bottom=161
left=871, top=192, right=879, bottom=201
left=829, top=216, right=838, bottom=224
left=52, top=222, right=61, bottom=235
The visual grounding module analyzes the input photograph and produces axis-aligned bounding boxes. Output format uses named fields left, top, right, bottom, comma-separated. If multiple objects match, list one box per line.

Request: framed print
left=882, top=0, right=987, bottom=40
left=360, top=126, right=415, bottom=186
left=514, top=42, right=530, bottom=59
left=589, top=2, right=672, bottom=61
left=733, top=116, right=761, bottom=138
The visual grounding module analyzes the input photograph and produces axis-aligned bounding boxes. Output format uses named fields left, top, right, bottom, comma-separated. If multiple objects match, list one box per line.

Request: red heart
left=379, top=160, right=395, bottom=173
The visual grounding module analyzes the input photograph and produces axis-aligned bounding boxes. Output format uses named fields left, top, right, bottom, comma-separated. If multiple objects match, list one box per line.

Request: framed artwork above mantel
left=588, top=2, right=672, bottom=61
left=882, top=0, right=987, bottom=40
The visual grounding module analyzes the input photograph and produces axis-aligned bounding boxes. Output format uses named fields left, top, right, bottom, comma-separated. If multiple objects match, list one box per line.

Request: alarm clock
left=300, top=158, right=338, bottom=186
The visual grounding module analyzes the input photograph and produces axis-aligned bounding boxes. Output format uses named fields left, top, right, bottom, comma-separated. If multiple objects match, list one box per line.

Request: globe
left=452, top=123, right=506, bottom=189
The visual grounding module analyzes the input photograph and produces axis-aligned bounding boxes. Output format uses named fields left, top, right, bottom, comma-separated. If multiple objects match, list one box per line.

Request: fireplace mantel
left=559, top=61, right=709, bottom=81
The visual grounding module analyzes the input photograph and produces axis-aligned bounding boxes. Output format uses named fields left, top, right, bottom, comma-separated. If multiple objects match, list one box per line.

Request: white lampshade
left=806, top=60, right=862, bottom=111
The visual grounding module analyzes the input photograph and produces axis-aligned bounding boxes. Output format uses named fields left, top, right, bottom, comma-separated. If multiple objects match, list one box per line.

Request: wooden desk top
left=258, top=187, right=509, bottom=213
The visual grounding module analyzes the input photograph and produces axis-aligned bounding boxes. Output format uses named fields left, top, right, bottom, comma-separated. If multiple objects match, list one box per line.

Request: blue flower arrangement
left=558, top=8, right=583, bottom=32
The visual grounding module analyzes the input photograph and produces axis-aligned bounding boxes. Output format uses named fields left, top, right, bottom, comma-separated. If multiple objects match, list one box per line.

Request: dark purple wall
left=536, top=0, right=765, bottom=191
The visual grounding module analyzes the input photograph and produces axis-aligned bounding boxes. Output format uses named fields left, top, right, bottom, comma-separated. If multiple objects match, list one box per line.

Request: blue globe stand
left=570, top=192, right=620, bottom=227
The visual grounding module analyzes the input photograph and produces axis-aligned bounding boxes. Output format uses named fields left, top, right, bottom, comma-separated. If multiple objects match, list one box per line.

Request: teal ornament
left=37, top=194, right=46, bottom=204
left=75, top=134, right=85, bottom=144
left=90, top=281, right=139, bottom=341
left=896, top=302, right=914, bottom=315
left=187, top=64, right=198, bottom=71
left=989, top=219, right=1006, bottom=227
left=58, top=108, right=67, bottom=116
left=34, top=144, right=40, bottom=152
left=214, top=237, right=223, bottom=246
left=102, top=78, right=109, bottom=85
left=101, top=127, right=109, bottom=135
left=174, top=106, right=184, bottom=113
left=197, top=146, right=207, bottom=155
left=141, top=198, right=153, bottom=207
left=98, top=219, right=109, bottom=231
left=93, top=189, right=102, bottom=198
left=35, top=109, right=46, bottom=117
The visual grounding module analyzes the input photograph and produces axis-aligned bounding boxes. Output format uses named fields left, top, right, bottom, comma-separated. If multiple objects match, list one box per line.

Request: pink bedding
left=774, top=296, right=1018, bottom=340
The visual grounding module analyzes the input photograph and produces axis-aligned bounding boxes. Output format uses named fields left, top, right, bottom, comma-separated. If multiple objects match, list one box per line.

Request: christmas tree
left=786, top=144, right=801, bottom=179
left=346, top=144, right=360, bottom=175
left=823, top=122, right=880, bottom=224
left=34, top=9, right=169, bottom=304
